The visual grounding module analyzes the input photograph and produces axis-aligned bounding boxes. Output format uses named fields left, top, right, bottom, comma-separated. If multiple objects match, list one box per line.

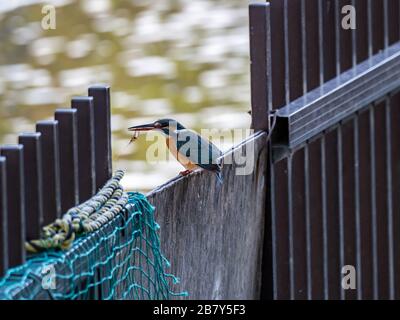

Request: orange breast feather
left=166, top=137, right=199, bottom=170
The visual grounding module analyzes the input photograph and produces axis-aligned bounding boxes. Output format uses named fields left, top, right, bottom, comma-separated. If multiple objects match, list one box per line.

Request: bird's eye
left=154, top=122, right=162, bottom=128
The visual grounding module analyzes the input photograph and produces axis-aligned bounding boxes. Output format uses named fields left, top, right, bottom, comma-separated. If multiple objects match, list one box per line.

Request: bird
left=128, top=118, right=223, bottom=182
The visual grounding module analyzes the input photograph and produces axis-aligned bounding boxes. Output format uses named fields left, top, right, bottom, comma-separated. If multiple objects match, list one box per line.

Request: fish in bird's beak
left=128, top=123, right=157, bottom=131
left=128, top=122, right=163, bottom=144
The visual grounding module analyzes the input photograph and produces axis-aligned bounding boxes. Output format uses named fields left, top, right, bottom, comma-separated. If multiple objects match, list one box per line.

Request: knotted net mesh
left=0, top=190, right=187, bottom=300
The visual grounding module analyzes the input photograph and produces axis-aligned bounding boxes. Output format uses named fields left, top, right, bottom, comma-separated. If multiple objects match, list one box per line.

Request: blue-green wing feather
left=175, top=129, right=222, bottom=171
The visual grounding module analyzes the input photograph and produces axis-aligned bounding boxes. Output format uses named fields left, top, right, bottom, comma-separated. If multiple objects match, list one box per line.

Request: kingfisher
left=128, top=118, right=223, bottom=182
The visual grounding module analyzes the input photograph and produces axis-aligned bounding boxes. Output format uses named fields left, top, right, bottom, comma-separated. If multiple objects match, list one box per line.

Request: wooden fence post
left=89, top=85, right=112, bottom=190
left=0, top=145, right=26, bottom=268
left=72, top=96, right=96, bottom=202
left=249, top=3, right=271, bottom=131
left=55, top=109, right=79, bottom=213
left=18, top=133, right=43, bottom=241
left=0, top=156, right=7, bottom=276
left=249, top=3, right=275, bottom=300
left=36, top=121, right=62, bottom=224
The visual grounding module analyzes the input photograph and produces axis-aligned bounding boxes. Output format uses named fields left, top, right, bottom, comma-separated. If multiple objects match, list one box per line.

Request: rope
left=26, top=170, right=128, bottom=253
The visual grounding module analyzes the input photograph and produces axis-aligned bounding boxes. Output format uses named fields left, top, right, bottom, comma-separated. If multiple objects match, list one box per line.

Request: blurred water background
left=0, top=0, right=251, bottom=192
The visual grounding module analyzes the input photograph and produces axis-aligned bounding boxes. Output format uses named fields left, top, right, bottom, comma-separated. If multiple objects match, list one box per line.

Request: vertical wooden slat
left=354, top=115, right=362, bottom=299
left=265, top=152, right=276, bottom=300
left=371, top=0, right=385, bottom=55
left=324, top=128, right=340, bottom=299
left=0, top=156, right=7, bottom=276
left=304, top=144, right=312, bottom=300
left=72, top=96, right=96, bottom=202
left=341, top=119, right=357, bottom=299
left=55, top=109, right=79, bottom=213
left=369, top=105, right=379, bottom=299
left=283, top=0, right=290, bottom=105
left=269, top=0, right=286, bottom=109
left=321, top=113, right=329, bottom=299
left=36, top=120, right=62, bottom=224
left=355, top=0, right=369, bottom=63
left=358, top=109, right=373, bottom=299
left=322, top=0, right=337, bottom=82
left=250, top=3, right=274, bottom=300
left=88, top=85, right=112, bottom=189
left=286, top=0, right=303, bottom=102
left=337, top=124, right=345, bottom=300
left=385, top=96, right=395, bottom=300
left=0, top=145, right=25, bottom=268
left=273, top=158, right=291, bottom=299
left=18, top=133, right=43, bottom=240
left=291, top=149, right=307, bottom=299
left=339, top=0, right=353, bottom=72
left=387, top=0, right=400, bottom=45
left=383, top=0, right=389, bottom=48
left=300, top=0, right=307, bottom=95
left=249, top=3, right=271, bottom=131
left=305, top=0, right=321, bottom=91
left=390, top=91, right=400, bottom=299
left=373, top=101, right=389, bottom=299
left=287, top=155, right=294, bottom=299
left=351, top=0, right=357, bottom=67
left=367, top=0, right=374, bottom=57
left=308, top=138, right=324, bottom=299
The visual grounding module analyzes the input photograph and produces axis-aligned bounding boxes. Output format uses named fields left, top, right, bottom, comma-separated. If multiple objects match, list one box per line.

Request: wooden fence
left=0, top=86, right=112, bottom=277
left=250, top=1, right=400, bottom=300
left=1, top=1, right=400, bottom=299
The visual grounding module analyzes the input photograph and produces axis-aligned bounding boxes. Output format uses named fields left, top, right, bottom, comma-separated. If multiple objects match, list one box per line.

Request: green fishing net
left=0, top=192, right=187, bottom=300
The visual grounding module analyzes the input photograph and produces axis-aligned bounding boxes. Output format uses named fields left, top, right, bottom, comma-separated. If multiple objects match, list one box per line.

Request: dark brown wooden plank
left=287, top=0, right=304, bottom=101
left=308, top=138, right=324, bottom=299
left=305, top=0, right=321, bottom=91
left=373, top=100, right=390, bottom=299
left=36, top=120, right=62, bottom=224
left=271, top=158, right=290, bottom=299
left=291, top=149, right=307, bottom=299
left=88, top=85, right=112, bottom=189
left=341, top=118, right=357, bottom=299
left=372, top=0, right=385, bottom=55
left=387, top=0, right=400, bottom=45
left=322, top=0, right=337, bottom=82
left=324, top=128, right=340, bottom=299
left=261, top=142, right=274, bottom=300
left=0, top=156, right=7, bottom=276
left=358, top=109, right=374, bottom=299
left=354, top=0, right=369, bottom=63
left=55, top=109, right=79, bottom=213
left=0, top=145, right=26, bottom=268
left=72, top=96, right=96, bottom=202
left=390, top=91, right=400, bottom=299
left=18, top=133, right=43, bottom=240
left=339, top=0, right=353, bottom=72
left=249, top=3, right=271, bottom=131
left=269, top=0, right=286, bottom=109
left=385, top=94, right=395, bottom=299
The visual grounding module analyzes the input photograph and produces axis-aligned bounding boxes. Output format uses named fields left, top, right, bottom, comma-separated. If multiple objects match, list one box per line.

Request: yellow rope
left=26, top=170, right=128, bottom=253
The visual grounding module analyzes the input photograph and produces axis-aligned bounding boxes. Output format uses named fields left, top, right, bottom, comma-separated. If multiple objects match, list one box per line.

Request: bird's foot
left=179, top=169, right=192, bottom=176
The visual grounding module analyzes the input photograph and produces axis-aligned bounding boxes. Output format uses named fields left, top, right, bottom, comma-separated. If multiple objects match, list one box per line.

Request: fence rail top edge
left=271, top=41, right=400, bottom=154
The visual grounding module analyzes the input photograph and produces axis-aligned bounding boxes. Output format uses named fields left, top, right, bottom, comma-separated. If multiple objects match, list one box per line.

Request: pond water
left=0, top=0, right=252, bottom=192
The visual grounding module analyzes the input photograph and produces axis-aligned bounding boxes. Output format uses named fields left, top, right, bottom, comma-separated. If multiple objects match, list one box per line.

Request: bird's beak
left=128, top=123, right=156, bottom=131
